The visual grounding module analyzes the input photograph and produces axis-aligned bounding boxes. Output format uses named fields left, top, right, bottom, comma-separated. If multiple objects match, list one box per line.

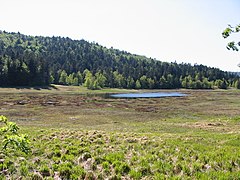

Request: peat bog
left=0, top=86, right=240, bottom=179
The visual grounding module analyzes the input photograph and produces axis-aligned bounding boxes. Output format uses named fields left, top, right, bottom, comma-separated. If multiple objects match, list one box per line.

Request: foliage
left=222, top=24, right=240, bottom=70
left=234, top=79, right=240, bottom=89
left=0, top=30, right=238, bottom=89
left=0, top=115, right=30, bottom=154
left=222, top=24, right=240, bottom=51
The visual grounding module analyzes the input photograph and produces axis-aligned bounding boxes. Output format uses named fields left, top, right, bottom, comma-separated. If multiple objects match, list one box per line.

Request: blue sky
left=0, top=0, right=239, bottom=71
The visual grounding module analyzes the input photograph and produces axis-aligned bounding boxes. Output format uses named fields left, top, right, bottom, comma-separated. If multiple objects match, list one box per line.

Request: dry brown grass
left=0, top=86, right=239, bottom=134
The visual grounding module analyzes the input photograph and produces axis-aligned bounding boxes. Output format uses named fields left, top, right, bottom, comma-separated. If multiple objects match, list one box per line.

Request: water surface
left=110, top=92, right=187, bottom=98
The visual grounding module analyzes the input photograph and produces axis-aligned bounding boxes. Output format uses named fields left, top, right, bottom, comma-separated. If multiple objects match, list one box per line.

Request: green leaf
left=0, top=115, right=31, bottom=154
left=0, top=115, right=8, bottom=123
left=222, top=27, right=233, bottom=38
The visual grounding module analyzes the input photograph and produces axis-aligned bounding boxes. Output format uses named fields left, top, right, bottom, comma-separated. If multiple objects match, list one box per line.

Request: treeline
left=57, top=69, right=240, bottom=90
left=0, top=30, right=239, bottom=89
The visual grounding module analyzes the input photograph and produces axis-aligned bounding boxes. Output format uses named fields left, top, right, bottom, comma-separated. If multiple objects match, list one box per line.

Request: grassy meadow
left=0, top=85, right=240, bottom=179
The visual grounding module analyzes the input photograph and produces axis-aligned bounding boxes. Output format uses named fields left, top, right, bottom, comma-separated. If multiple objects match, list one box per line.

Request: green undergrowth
left=1, top=129, right=239, bottom=179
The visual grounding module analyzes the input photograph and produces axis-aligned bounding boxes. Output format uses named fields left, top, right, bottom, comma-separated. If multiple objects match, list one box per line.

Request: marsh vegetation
left=0, top=85, right=240, bottom=179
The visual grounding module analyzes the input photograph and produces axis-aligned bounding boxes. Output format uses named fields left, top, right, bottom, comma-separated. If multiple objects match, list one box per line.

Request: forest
left=0, top=30, right=239, bottom=89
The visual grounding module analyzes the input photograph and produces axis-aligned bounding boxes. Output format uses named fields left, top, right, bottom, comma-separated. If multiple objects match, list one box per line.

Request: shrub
left=0, top=115, right=30, bottom=154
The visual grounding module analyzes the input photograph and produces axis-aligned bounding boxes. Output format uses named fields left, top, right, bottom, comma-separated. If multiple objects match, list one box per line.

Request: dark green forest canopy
left=0, top=30, right=239, bottom=89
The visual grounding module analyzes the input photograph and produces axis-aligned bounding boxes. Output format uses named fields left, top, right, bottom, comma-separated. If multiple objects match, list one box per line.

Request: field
left=0, top=85, right=240, bottom=179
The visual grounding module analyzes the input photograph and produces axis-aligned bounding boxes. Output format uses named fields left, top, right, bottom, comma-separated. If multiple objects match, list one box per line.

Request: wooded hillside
left=0, top=31, right=239, bottom=89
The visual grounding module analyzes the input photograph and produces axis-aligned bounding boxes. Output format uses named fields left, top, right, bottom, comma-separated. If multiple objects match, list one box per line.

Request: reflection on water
left=109, top=92, right=187, bottom=98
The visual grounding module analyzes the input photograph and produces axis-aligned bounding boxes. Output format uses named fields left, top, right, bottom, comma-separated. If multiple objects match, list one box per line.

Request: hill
left=0, top=30, right=239, bottom=89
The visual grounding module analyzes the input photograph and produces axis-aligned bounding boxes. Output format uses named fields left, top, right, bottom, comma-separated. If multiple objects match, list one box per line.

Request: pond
left=109, top=92, right=187, bottom=98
